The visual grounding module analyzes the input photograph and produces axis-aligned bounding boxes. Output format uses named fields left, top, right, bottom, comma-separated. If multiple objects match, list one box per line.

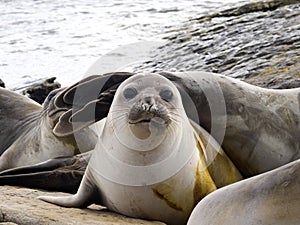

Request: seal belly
left=91, top=149, right=215, bottom=225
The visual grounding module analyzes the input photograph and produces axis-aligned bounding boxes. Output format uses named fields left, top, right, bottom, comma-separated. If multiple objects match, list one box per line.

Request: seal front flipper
left=0, top=152, right=91, bottom=193
left=38, top=170, right=99, bottom=208
left=0, top=169, right=82, bottom=194
left=0, top=155, right=80, bottom=176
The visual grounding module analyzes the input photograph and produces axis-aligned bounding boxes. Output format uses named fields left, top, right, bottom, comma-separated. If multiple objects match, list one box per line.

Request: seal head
left=108, top=73, right=181, bottom=149
left=91, top=73, right=196, bottom=186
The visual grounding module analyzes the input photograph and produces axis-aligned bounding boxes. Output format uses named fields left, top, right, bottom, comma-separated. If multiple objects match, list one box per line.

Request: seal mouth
left=128, top=99, right=171, bottom=128
left=128, top=115, right=168, bottom=140
left=132, top=119, right=151, bottom=124
left=129, top=115, right=168, bottom=127
left=129, top=118, right=151, bottom=125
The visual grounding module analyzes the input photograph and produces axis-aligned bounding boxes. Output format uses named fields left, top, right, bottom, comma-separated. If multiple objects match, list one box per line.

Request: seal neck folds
left=91, top=74, right=197, bottom=186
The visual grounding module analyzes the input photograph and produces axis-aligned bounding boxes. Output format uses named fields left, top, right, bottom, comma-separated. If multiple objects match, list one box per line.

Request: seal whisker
left=107, top=115, right=128, bottom=129
left=109, top=117, right=129, bottom=134
left=169, top=117, right=181, bottom=124
left=108, top=107, right=129, bottom=112
left=168, top=111, right=182, bottom=117
left=109, top=109, right=129, bottom=113
left=167, top=106, right=182, bottom=110
left=108, top=114, right=128, bottom=124
left=109, top=104, right=131, bottom=108
left=167, top=121, right=180, bottom=135
left=115, top=122, right=129, bottom=133
left=168, top=112, right=182, bottom=123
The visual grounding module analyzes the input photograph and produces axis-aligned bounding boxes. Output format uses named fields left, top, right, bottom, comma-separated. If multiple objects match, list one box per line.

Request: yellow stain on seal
left=152, top=186, right=184, bottom=212
left=193, top=132, right=217, bottom=205
left=195, top=127, right=243, bottom=188
left=151, top=131, right=217, bottom=215
left=151, top=125, right=242, bottom=218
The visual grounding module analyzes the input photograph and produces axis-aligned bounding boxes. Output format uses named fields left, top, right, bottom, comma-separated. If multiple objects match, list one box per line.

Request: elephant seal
left=187, top=158, right=300, bottom=225
left=152, top=71, right=300, bottom=177
left=0, top=87, right=97, bottom=171
left=2, top=70, right=299, bottom=182
left=50, top=71, right=300, bottom=177
left=98, top=71, right=300, bottom=176
left=39, top=73, right=242, bottom=225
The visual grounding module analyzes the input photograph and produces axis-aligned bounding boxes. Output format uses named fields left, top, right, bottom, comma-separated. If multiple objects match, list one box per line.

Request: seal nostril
left=144, top=96, right=155, bottom=105
left=141, top=103, right=148, bottom=111
left=141, top=103, right=152, bottom=111
left=149, top=104, right=153, bottom=111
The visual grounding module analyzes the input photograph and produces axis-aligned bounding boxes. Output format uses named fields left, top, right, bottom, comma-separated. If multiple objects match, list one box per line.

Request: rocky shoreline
left=2, top=1, right=300, bottom=104
left=0, top=186, right=164, bottom=225
left=0, top=77, right=61, bottom=104
left=135, top=0, right=300, bottom=89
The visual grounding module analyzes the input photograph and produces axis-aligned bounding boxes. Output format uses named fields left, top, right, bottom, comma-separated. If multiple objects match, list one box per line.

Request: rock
left=0, top=79, right=5, bottom=88
left=22, top=77, right=61, bottom=104
left=0, top=223, right=18, bottom=225
left=0, top=186, right=165, bottom=225
left=135, top=0, right=300, bottom=89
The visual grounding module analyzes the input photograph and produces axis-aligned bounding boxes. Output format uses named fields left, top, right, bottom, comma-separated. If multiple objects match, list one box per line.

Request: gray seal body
left=0, top=87, right=97, bottom=171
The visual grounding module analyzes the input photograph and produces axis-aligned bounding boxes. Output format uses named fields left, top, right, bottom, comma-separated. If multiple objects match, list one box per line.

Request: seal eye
left=124, top=87, right=138, bottom=99
left=159, top=89, right=173, bottom=102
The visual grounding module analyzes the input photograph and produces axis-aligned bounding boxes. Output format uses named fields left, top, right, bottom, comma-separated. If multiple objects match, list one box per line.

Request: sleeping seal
left=187, top=158, right=300, bottom=225
left=0, top=87, right=97, bottom=171
left=39, top=73, right=242, bottom=225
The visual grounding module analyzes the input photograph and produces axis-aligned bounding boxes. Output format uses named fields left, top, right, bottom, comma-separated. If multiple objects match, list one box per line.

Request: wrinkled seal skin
left=187, top=158, right=300, bottom=225
left=64, top=71, right=300, bottom=177
left=57, top=71, right=300, bottom=177
left=166, top=71, right=300, bottom=177
left=0, top=87, right=97, bottom=171
left=38, top=74, right=242, bottom=225
left=0, top=72, right=134, bottom=189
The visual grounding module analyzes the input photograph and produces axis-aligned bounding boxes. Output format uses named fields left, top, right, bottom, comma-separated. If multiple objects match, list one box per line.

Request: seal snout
left=128, top=96, right=170, bottom=127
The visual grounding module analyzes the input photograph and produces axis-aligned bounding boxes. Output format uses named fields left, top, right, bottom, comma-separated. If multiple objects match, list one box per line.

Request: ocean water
left=0, top=0, right=245, bottom=89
